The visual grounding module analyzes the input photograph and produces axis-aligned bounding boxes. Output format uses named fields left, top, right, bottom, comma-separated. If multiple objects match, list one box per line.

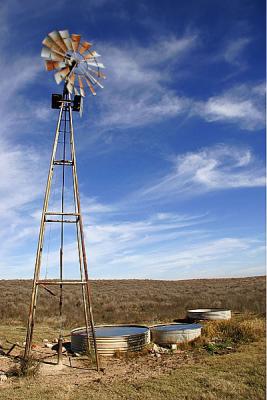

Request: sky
left=0, top=0, right=265, bottom=280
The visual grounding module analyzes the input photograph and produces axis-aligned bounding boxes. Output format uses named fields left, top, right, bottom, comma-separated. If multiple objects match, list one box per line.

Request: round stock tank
left=187, top=308, right=231, bottom=321
left=71, top=325, right=150, bottom=356
left=151, top=323, right=202, bottom=345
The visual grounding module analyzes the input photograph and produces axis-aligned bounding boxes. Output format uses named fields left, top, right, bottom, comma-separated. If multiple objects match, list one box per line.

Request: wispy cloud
left=193, top=83, right=265, bottom=130
left=223, top=37, right=251, bottom=65
left=0, top=138, right=44, bottom=217
left=95, top=34, right=197, bottom=129
left=85, top=217, right=264, bottom=278
left=135, top=144, right=265, bottom=203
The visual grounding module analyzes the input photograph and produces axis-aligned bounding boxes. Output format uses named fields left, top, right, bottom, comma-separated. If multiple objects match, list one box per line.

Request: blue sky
left=0, top=0, right=265, bottom=280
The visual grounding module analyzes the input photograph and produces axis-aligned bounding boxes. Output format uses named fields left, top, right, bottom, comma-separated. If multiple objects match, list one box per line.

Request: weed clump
left=202, top=316, right=265, bottom=344
left=8, top=357, right=40, bottom=378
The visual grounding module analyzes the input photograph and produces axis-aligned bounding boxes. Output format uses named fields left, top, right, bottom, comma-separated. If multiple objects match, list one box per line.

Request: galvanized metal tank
left=71, top=324, right=150, bottom=356
left=151, top=323, right=202, bottom=345
left=187, top=308, right=231, bottom=320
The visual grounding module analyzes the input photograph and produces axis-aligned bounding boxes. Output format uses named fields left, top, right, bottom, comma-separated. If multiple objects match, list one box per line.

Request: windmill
left=24, top=30, right=105, bottom=370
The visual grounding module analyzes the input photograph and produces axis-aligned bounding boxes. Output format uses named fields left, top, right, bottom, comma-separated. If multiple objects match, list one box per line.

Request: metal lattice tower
left=24, top=88, right=99, bottom=369
left=24, top=30, right=105, bottom=370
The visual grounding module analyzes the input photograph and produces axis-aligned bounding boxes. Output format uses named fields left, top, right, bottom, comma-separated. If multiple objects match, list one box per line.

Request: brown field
left=0, top=276, right=265, bottom=399
left=0, top=275, right=265, bottom=327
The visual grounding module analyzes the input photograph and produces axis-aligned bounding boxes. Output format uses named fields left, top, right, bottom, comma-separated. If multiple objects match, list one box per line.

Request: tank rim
left=150, top=322, right=202, bottom=331
left=71, top=324, right=150, bottom=339
left=187, top=308, right=231, bottom=312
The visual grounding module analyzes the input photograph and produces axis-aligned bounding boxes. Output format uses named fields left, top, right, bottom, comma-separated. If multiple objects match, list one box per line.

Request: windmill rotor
left=41, top=29, right=105, bottom=97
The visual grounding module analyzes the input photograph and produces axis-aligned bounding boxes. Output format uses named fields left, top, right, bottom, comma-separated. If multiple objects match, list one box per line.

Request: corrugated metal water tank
left=71, top=325, right=150, bottom=356
left=151, top=323, right=202, bottom=345
left=187, top=308, right=231, bottom=321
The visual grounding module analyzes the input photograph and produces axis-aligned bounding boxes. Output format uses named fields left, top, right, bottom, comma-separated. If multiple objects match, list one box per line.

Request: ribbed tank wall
left=187, top=309, right=231, bottom=320
left=71, top=325, right=150, bottom=356
left=151, top=323, right=202, bottom=345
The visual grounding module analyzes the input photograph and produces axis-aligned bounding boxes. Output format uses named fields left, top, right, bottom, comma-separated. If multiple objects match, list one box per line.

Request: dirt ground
left=0, top=341, right=202, bottom=385
left=0, top=339, right=265, bottom=400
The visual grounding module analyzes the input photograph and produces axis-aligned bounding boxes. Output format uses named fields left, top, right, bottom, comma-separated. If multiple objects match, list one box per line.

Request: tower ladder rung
left=36, top=280, right=88, bottom=285
left=53, top=160, right=73, bottom=166
left=45, top=212, right=80, bottom=216
left=45, top=218, right=78, bottom=223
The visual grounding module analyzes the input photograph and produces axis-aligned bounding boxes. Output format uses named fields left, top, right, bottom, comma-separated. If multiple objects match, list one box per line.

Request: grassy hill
left=0, top=276, right=265, bottom=327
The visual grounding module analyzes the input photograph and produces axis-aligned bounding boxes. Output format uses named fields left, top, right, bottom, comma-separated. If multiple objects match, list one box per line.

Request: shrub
left=202, top=317, right=265, bottom=344
left=8, top=356, right=40, bottom=378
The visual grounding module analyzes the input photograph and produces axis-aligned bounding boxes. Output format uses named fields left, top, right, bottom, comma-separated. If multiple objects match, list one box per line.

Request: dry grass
left=0, top=276, right=265, bottom=328
left=0, top=337, right=265, bottom=399
left=202, top=314, right=266, bottom=344
left=0, top=277, right=265, bottom=399
left=7, top=356, right=40, bottom=378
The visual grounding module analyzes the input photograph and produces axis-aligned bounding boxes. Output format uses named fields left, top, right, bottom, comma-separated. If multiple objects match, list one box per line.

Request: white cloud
left=90, top=34, right=264, bottom=133
left=0, top=138, right=44, bottom=216
left=136, top=145, right=265, bottom=202
left=223, top=37, right=251, bottom=65
left=84, top=212, right=265, bottom=278
left=193, top=83, right=265, bottom=130
left=95, top=34, right=197, bottom=129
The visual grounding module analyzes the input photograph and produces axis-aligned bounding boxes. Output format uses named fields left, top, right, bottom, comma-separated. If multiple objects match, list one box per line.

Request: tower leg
left=69, top=101, right=100, bottom=371
left=24, top=106, right=63, bottom=361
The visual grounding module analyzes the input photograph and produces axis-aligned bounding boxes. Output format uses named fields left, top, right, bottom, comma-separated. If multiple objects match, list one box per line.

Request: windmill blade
left=66, top=73, right=76, bottom=93
left=78, top=76, right=85, bottom=97
left=41, top=46, right=64, bottom=61
left=79, top=41, right=92, bottom=54
left=85, top=77, right=96, bottom=96
left=71, top=34, right=81, bottom=52
left=86, top=60, right=105, bottom=69
left=84, top=51, right=101, bottom=59
left=87, top=66, right=106, bottom=79
left=74, top=87, right=79, bottom=96
left=59, top=30, right=73, bottom=51
left=42, top=36, right=64, bottom=55
left=48, top=30, right=67, bottom=52
left=86, top=72, right=104, bottom=89
left=45, top=60, right=66, bottom=71
left=54, top=66, right=70, bottom=84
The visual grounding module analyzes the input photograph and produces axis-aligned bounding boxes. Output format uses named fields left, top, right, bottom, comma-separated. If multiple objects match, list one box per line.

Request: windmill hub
left=41, top=29, right=105, bottom=96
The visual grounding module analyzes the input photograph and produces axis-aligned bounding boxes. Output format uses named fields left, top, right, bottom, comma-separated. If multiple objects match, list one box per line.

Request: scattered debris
left=150, top=343, right=170, bottom=356
left=6, top=343, right=17, bottom=356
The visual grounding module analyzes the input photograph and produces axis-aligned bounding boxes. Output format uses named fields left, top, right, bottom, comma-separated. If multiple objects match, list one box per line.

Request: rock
left=152, top=344, right=160, bottom=353
left=44, top=343, right=53, bottom=349
left=171, top=344, right=177, bottom=350
left=0, top=373, right=7, bottom=382
left=22, top=342, right=26, bottom=347
left=43, top=339, right=49, bottom=344
left=155, top=353, right=161, bottom=358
